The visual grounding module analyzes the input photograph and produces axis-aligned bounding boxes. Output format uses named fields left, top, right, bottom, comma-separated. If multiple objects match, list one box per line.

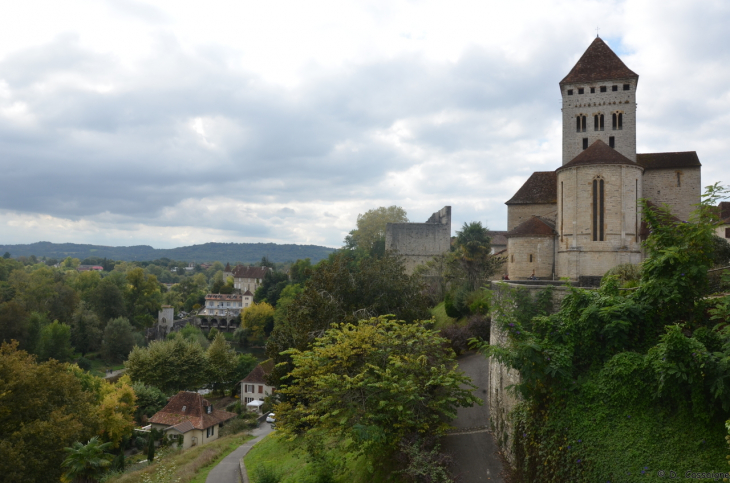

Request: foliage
left=218, top=417, right=258, bottom=437
left=395, top=435, right=454, bottom=483
left=125, top=268, right=162, bottom=328
left=102, top=317, right=137, bottom=363
left=254, top=270, right=290, bottom=306
left=252, top=464, right=282, bottom=483
left=72, top=302, right=104, bottom=355
left=132, top=382, right=168, bottom=423
left=125, top=337, right=208, bottom=393
left=37, top=320, right=75, bottom=362
left=206, top=333, right=239, bottom=393
left=266, top=252, right=430, bottom=387
left=289, top=259, right=313, bottom=285
left=61, top=436, right=114, bottom=483
left=275, top=317, right=480, bottom=464
left=447, top=221, right=504, bottom=292
left=242, top=302, right=276, bottom=341
left=343, top=205, right=408, bottom=254
left=601, top=262, right=642, bottom=288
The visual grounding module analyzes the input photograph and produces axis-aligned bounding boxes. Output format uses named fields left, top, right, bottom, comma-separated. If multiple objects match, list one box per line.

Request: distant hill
left=0, top=241, right=337, bottom=263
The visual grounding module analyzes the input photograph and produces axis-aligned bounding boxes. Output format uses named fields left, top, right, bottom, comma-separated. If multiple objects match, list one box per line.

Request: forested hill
left=0, top=241, right=336, bottom=263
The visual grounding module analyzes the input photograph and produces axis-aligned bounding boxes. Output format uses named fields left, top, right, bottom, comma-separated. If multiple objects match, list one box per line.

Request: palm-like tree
left=62, top=436, right=114, bottom=483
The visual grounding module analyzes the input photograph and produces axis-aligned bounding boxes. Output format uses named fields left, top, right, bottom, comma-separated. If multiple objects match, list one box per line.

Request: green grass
left=82, top=352, right=124, bottom=377
left=244, top=433, right=404, bottom=483
left=430, top=302, right=460, bottom=330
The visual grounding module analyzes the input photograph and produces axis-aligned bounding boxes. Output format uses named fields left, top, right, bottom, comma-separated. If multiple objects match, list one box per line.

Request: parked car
left=266, top=413, right=275, bottom=423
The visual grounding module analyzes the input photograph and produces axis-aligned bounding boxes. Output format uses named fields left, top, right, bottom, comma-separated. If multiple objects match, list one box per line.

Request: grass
left=244, top=433, right=404, bottom=483
left=430, top=302, right=460, bottom=330
left=104, top=432, right=254, bottom=483
left=81, top=352, right=125, bottom=377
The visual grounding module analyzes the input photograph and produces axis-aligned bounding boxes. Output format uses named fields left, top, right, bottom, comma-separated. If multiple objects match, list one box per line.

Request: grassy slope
left=430, top=302, right=459, bottom=329
left=244, top=433, right=403, bottom=483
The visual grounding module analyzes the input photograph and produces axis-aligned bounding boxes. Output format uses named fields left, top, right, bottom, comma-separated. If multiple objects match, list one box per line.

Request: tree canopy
left=344, top=205, right=408, bottom=253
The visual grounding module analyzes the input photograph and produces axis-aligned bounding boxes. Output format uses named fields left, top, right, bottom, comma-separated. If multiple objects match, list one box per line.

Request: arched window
left=576, top=115, right=586, bottom=133
left=594, top=114, right=604, bottom=131
left=612, top=112, right=623, bottom=130
left=593, top=177, right=605, bottom=241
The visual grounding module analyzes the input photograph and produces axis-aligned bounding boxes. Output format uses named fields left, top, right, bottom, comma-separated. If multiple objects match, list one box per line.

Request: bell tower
left=560, top=37, right=639, bottom=165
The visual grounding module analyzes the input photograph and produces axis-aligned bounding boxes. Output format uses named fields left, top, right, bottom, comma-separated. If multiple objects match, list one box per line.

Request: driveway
left=205, top=423, right=273, bottom=483
left=442, top=352, right=505, bottom=482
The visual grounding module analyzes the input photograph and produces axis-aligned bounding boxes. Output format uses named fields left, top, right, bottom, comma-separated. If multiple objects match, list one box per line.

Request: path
left=442, top=352, right=505, bottom=482
left=206, top=423, right=273, bottom=483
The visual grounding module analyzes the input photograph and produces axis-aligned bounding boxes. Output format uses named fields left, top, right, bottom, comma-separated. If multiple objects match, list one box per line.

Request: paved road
left=442, top=352, right=505, bottom=483
left=206, top=423, right=273, bottom=483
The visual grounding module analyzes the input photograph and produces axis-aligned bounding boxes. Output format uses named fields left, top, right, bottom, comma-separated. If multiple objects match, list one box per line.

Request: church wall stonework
left=507, top=237, right=555, bottom=279
left=642, top=167, right=701, bottom=221
left=507, top=203, right=556, bottom=231
left=561, top=78, right=638, bottom=164
left=386, top=206, right=451, bottom=275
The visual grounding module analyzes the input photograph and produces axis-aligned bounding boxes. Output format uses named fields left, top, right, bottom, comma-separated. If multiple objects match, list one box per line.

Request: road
left=205, top=423, right=273, bottom=483
left=442, top=352, right=505, bottom=483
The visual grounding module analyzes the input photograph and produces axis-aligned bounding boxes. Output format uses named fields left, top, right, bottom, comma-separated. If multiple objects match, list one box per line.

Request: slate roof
left=558, top=140, right=638, bottom=170
left=506, top=216, right=556, bottom=238
left=232, top=266, right=270, bottom=279
left=169, top=420, right=195, bottom=434
left=242, top=290, right=254, bottom=297
left=148, top=391, right=236, bottom=430
left=487, top=231, right=508, bottom=247
left=715, top=202, right=730, bottom=223
left=505, top=172, right=557, bottom=205
left=636, top=152, right=701, bottom=170
left=241, top=359, right=275, bottom=385
left=560, top=37, right=639, bottom=86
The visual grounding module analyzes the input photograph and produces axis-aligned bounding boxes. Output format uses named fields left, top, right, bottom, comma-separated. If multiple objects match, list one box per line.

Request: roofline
left=504, top=201, right=557, bottom=206
left=559, top=74, right=639, bottom=87
left=556, top=162, right=644, bottom=173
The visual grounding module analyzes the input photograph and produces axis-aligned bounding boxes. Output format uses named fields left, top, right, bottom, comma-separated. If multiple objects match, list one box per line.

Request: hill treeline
left=0, top=241, right=335, bottom=263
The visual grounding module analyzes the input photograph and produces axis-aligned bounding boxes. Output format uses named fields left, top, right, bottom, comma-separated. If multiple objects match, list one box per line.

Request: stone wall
left=506, top=236, right=555, bottom=279
left=642, top=167, right=701, bottom=222
left=385, top=206, right=451, bottom=275
left=507, top=203, right=556, bottom=231
left=561, top=78, right=637, bottom=164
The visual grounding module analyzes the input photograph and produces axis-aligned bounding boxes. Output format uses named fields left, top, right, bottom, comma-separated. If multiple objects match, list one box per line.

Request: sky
left=1, top=0, right=729, bottom=249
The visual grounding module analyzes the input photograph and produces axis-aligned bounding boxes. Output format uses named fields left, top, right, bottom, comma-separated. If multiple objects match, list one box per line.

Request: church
left=504, top=37, right=702, bottom=283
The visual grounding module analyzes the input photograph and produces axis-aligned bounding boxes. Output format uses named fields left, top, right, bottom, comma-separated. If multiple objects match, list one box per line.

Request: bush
left=226, top=401, right=242, bottom=414
left=395, top=434, right=454, bottom=483
left=466, top=314, right=491, bottom=342
left=76, top=356, right=92, bottom=371
left=134, top=436, right=146, bottom=450
left=439, top=325, right=471, bottom=355
left=253, top=465, right=281, bottom=483
left=219, top=418, right=257, bottom=437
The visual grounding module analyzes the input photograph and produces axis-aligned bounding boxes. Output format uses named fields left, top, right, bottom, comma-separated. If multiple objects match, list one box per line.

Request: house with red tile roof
left=149, top=391, right=236, bottom=449
left=240, top=359, right=275, bottom=412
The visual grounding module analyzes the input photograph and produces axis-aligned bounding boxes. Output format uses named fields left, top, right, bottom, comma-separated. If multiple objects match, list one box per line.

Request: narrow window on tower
left=581, top=115, right=586, bottom=132
left=560, top=181, right=564, bottom=237
left=593, top=178, right=605, bottom=241
left=593, top=180, right=598, bottom=241
left=609, top=136, right=615, bottom=148
left=676, top=172, right=681, bottom=187
left=594, top=115, right=598, bottom=131
left=583, top=138, right=588, bottom=150
left=576, top=116, right=581, bottom=133
left=618, top=113, right=623, bottom=130
left=600, top=179, right=605, bottom=241
left=599, top=114, right=604, bottom=131
left=529, top=254, right=533, bottom=263
left=635, top=179, right=639, bottom=241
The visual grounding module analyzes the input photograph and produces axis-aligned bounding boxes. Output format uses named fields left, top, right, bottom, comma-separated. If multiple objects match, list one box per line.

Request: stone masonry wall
left=385, top=206, right=451, bottom=275
left=507, top=236, right=555, bottom=279
left=561, top=78, right=637, bottom=164
left=642, top=167, right=701, bottom=222
left=507, top=203, right=557, bottom=231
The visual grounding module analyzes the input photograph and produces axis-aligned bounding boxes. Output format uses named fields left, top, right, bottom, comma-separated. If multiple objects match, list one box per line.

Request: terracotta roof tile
left=560, top=37, right=639, bottom=86
left=506, top=216, right=556, bottom=238
left=506, top=172, right=557, bottom=205
left=558, top=140, right=637, bottom=170
left=636, top=152, right=701, bottom=170
left=241, top=359, right=275, bottom=385
left=149, top=391, right=237, bottom=430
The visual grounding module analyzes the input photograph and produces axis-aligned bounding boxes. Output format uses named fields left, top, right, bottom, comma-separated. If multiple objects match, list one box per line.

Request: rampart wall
left=385, top=206, right=451, bottom=275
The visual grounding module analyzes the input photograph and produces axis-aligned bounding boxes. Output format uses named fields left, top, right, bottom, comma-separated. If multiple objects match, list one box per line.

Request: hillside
left=0, top=241, right=336, bottom=263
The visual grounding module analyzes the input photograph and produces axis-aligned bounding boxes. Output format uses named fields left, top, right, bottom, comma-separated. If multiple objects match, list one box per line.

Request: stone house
left=197, top=293, right=252, bottom=332
left=505, top=37, right=702, bottom=282
left=148, top=391, right=236, bottom=450
left=240, top=359, right=275, bottom=412
left=231, top=265, right=271, bottom=293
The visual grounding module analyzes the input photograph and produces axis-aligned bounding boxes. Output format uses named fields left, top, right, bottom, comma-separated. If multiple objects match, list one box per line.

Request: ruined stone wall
left=385, top=206, right=451, bottom=275
left=507, top=203, right=556, bottom=231
left=642, top=167, right=701, bottom=222
left=506, top=236, right=555, bottom=279
left=561, top=78, right=637, bottom=164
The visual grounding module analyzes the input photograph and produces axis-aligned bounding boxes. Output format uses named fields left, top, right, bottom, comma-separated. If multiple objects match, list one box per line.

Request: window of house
left=583, top=138, right=588, bottom=150
left=623, top=84, right=630, bottom=90
left=725, top=227, right=730, bottom=238
left=567, top=89, right=573, bottom=95
left=593, top=178, right=605, bottom=241
left=609, top=136, right=615, bottom=148
left=258, top=385, right=263, bottom=394
left=578, top=88, right=584, bottom=94
left=245, top=397, right=254, bottom=404
left=612, top=85, right=618, bottom=91
left=590, top=87, right=595, bottom=93
left=600, top=86, right=607, bottom=93
left=676, top=172, right=681, bottom=187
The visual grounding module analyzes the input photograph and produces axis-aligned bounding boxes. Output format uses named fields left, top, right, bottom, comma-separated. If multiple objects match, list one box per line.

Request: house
left=231, top=265, right=271, bottom=294
left=717, top=202, right=730, bottom=241
left=197, top=292, right=252, bottom=332
left=148, top=391, right=236, bottom=449
left=240, top=359, right=275, bottom=412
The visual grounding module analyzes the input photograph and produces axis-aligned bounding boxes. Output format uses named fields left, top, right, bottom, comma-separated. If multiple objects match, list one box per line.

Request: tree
left=131, top=382, right=167, bottom=424
left=344, top=205, right=408, bottom=253
left=2, top=252, right=9, bottom=259
left=101, top=317, right=136, bottom=363
left=241, top=302, right=275, bottom=341
left=0, top=300, right=30, bottom=347
left=289, top=258, right=312, bottom=285
left=448, top=221, right=503, bottom=291
left=253, top=270, right=289, bottom=306
left=71, top=303, right=103, bottom=355
left=37, top=321, right=74, bottom=362
left=206, top=333, right=239, bottom=394
left=88, top=277, right=126, bottom=324
left=276, top=317, right=480, bottom=462
left=61, top=437, right=113, bottom=483
left=125, top=268, right=162, bottom=328
left=125, top=337, right=208, bottom=393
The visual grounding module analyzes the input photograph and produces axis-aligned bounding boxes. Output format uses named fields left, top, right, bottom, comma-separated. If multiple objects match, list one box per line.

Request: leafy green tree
left=232, top=353, right=259, bottom=393
left=71, top=303, right=103, bottom=355
left=276, top=317, right=480, bottom=462
left=125, top=337, right=208, bottom=393
left=273, top=283, right=303, bottom=327
left=88, top=277, right=126, bottom=323
left=206, top=333, right=239, bottom=394
left=344, top=206, right=408, bottom=253
left=0, top=300, right=30, bottom=346
left=101, top=317, right=136, bottom=363
left=125, top=268, right=162, bottom=328
left=61, top=436, right=113, bottom=483
left=289, top=258, right=312, bottom=285
left=241, top=302, right=275, bottom=341
left=131, top=382, right=167, bottom=424
left=2, top=252, right=9, bottom=259
left=253, top=270, right=289, bottom=306
left=447, top=221, right=503, bottom=291
left=37, top=321, right=74, bottom=362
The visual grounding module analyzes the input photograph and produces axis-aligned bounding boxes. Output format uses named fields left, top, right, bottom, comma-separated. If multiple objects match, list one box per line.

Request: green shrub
left=76, top=356, right=92, bottom=371
left=219, top=418, right=257, bottom=437
left=252, top=464, right=281, bottom=483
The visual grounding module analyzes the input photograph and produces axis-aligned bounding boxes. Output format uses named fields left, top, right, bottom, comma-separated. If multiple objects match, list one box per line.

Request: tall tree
left=344, top=205, right=408, bottom=253
left=37, top=321, right=74, bottom=362
left=206, top=333, right=239, bottom=394
left=125, top=268, right=161, bottom=328
left=448, top=221, right=504, bottom=291
left=88, top=277, right=126, bottom=324
left=71, top=303, right=103, bottom=356
left=101, top=317, right=136, bottom=363
left=125, top=337, right=208, bottom=393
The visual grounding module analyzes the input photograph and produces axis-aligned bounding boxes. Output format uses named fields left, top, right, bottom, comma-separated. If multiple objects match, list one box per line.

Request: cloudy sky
left=1, top=0, right=728, bottom=249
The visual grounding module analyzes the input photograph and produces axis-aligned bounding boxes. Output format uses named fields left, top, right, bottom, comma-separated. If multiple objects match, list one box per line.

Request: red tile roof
left=487, top=231, right=508, bottom=246
left=232, top=266, right=270, bottom=279
left=560, top=37, right=639, bottom=86
left=149, top=392, right=236, bottom=430
left=506, top=172, right=557, bottom=205
left=506, top=216, right=556, bottom=238
left=241, top=359, right=275, bottom=385
left=558, top=140, right=637, bottom=170
left=636, top=152, right=701, bottom=170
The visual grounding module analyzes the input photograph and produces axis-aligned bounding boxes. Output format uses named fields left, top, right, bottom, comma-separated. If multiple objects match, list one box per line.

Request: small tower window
left=594, top=114, right=604, bottom=131
left=529, top=254, right=533, bottom=263
left=593, top=178, right=605, bottom=241
left=567, top=89, right=573, bottom=95
left=583, top=138, right=588, bottom=150
left=609, top=136, right=615, bottom=148
left=600, top=86, right=607, bottom=93
left=511, top=255, right=514, bottom=263
left=676, top=172, right=681, bottom=187
left=612, top=112, right=623, bottom=130
left=612, top=85, right=618, bottom=91
left=575, top=115, right=586, bottom=132
left=578, top=88, right=584, bottom=94
left=623, top=84, right=630, bottom=91
left=590, top=87, right=595, bottom=93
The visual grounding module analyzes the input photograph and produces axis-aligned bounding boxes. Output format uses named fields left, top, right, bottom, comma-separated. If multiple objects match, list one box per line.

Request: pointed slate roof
left=558, top=140, right=638, bottom=170
left=505, top=172, right=557, bottom=205
left=506, top=216, right=556, bottom=238
left=560, top=37, right=639, bottom=86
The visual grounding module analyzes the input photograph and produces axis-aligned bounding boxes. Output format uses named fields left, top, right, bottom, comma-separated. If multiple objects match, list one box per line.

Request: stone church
left=505, top=37, right=702, bottom=282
